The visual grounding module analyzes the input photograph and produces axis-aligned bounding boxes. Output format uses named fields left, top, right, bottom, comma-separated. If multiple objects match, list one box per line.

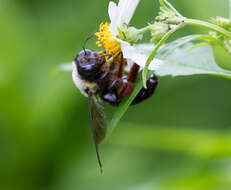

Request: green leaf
left=107, top=35, right=231, bottom=140
left=138, top=35, right=231, bottom=78
left=136, top=34, right=202, bottom=57
left=156, top=38, right=231, bottom=79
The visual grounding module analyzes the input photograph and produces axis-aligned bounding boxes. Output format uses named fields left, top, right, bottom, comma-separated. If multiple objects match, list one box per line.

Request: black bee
left=72, top=39, right=158, bottom=173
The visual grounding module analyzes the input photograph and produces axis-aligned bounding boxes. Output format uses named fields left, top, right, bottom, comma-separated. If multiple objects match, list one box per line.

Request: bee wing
left=88, top=94, right=107, bottom=173
left=89, top=95, right=107, bottom=144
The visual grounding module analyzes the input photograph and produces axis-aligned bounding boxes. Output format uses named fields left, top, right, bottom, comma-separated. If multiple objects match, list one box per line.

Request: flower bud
left=156, top=7, right=183, bottom=25
left=212, top=17, right=231, bottom=32
left=148, top=22, right=168, bottom=44
left=117, top=24, right=143, bottom=44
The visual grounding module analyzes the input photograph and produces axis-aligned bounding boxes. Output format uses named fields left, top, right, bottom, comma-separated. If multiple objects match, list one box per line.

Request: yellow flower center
left=95, top=22, right=122, bottom=60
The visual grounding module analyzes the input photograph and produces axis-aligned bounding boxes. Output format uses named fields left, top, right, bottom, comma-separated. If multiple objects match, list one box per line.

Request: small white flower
left=96, top=0, right=163, bottom=70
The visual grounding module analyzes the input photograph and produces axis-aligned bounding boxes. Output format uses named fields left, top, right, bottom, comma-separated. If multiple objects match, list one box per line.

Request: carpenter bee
left=72, top=36, right=158, bottom=173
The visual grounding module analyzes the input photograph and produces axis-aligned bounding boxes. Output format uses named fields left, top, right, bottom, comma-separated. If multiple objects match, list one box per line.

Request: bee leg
left=101, top=92, right=121, bottom=106
left=126, top=63, right=158, bottom=105
left=101, top=78, right=134, bottom=106
left=117, top=58, right=127, bottom=78
left=116, top=62, right=140, bottom=99
left=117, top=80, right=134, bottom=100
left=100, top=78, right=133, bottom=106
left=131, top=74, right=158, bottom=105
left=102, top=74, right=158, bottom=106
left=126, top=63, right=140, bottom=83
left=97, top=71, right=110, bottom=88
left=104, top=62, right=140, bottom=105
left=100, top=78, right=124, bottom=106
left=101, top=79, right=134, bottom=106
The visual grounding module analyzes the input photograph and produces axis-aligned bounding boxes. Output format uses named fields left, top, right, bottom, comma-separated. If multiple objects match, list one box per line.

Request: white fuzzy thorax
left=72, top=62, right=88, bottom=97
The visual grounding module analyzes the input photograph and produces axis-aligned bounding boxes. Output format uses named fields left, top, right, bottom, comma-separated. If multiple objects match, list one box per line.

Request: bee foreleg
left=126, top=63, right=140, bottom=83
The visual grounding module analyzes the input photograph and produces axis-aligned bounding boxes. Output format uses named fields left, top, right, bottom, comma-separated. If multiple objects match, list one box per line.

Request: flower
left=95, top=0, right=140, bottom=60
left=95, top=0, right=163, bottom=70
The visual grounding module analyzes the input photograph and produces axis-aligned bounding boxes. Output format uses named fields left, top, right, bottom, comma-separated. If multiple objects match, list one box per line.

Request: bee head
left=75, top=49, right=105, bottom=82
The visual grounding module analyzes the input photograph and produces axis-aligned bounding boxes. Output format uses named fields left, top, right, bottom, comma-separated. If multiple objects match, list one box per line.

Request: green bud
left=149, top=22, right=169, bottom=44
left=117, top=24, right=143, bottom=44
left=212, top=17, right=231, bottom=32
left=210, top=17, right=231, bottom=54
left=155, top=7, right=183, bottom=25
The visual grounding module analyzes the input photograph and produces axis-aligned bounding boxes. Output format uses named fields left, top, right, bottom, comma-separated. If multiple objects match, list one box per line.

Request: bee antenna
left=82, top=31, right=97, bottom=55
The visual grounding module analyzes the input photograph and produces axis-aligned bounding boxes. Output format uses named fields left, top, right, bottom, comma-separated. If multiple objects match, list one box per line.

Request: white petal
left=108, top=2, right=117, bottom=22
left=72, top=62, right=88, bottom=97
left=121, top=42, right=164, bottom=70
left=108, top=1, right=118, bottom=36
left=109, top=0, right=140, bottom=36
left=117, top=0, right=140, bottom=24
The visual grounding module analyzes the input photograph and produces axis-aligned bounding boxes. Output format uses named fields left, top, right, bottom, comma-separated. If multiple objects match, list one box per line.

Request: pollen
left=95, top=22, right=122, bottom=60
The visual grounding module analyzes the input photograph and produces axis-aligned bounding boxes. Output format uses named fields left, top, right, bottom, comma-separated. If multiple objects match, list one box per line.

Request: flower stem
left=159, top=0, right=169, bottom=11
left=142, top=26, right=181, bottom=88
left=162, top=0, right=182, bottom=17
left=184, top=18, right=231, bottom=39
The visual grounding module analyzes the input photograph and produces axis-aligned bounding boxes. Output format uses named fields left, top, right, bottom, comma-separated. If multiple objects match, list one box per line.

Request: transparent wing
left=88, top=94, right=107, bottom=173
left=90, top=96, right=107, bottom=144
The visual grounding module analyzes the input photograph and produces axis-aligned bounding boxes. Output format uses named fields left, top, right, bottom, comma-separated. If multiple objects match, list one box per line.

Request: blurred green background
left=0, top=0, right=231, bottom=189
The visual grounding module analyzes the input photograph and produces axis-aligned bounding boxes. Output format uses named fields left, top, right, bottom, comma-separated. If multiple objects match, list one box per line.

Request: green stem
left=142, top=26, right=181, bottom=88
left=159, top=0, right=169, bottom=11
left=184, top=18, right=231, bottom=39
left=163, top=0, right=182, bottom=17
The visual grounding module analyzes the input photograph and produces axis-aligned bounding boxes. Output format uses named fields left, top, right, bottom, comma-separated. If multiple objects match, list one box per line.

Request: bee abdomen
left=131, top=75, right=158, bottom=105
